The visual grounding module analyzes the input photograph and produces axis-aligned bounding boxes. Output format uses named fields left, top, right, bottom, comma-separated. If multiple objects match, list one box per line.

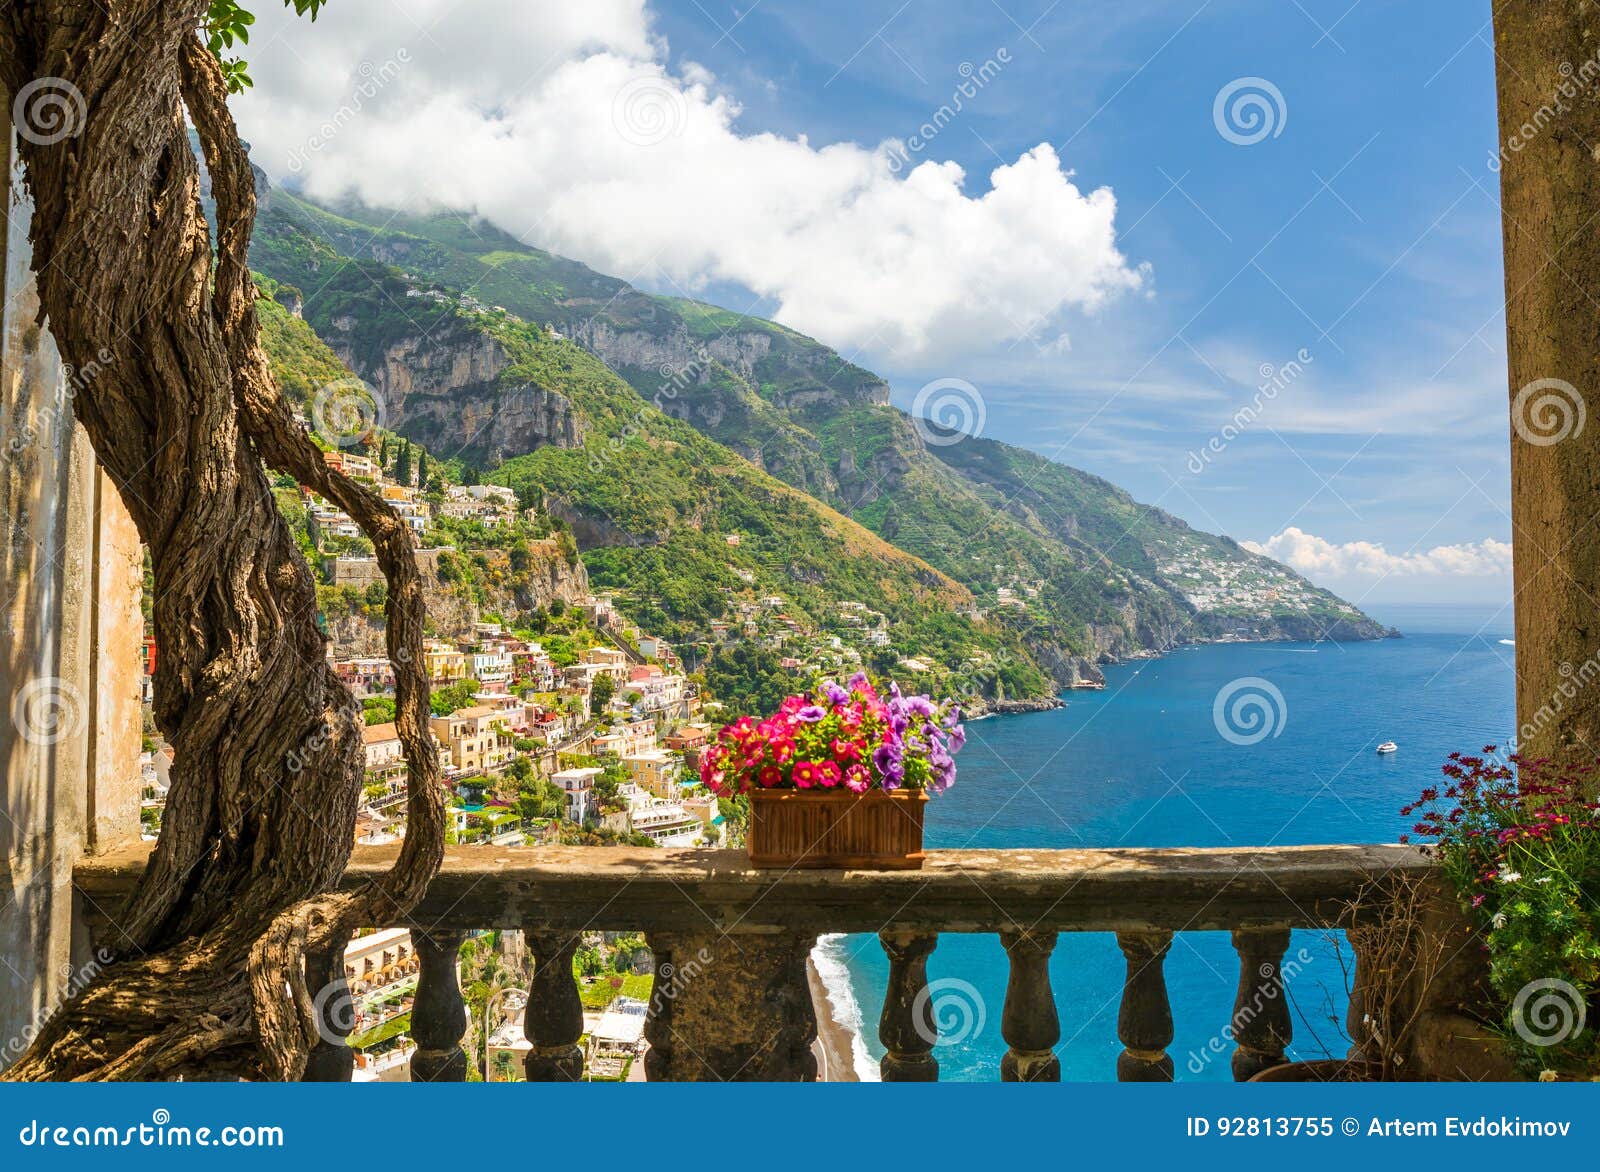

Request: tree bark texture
left=1493, top=3, right=1600, bottom=768
left=0, top=2, right=444, bottom=1080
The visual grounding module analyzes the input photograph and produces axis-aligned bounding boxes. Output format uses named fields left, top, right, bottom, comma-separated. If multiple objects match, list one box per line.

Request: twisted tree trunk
left=1, top=1, right=444, bottom=1079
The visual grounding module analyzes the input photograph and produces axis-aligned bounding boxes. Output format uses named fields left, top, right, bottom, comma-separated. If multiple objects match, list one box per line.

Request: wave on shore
left=811, top=934, right=880, bottom=1081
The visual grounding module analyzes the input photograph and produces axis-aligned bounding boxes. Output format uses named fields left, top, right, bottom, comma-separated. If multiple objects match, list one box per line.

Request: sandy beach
left=807, top=958, right=862, bottom=1082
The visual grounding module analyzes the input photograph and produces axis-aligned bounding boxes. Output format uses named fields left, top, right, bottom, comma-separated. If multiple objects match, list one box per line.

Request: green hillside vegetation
left=242, top=179, right=1386, bottom=697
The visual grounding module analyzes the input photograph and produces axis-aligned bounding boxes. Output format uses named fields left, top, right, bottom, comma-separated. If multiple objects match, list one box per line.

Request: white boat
left=1376, top=741, right=1398, bottom=754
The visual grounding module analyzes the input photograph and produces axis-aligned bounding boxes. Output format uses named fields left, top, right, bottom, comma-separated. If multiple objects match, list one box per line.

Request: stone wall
left=0, top=105, right=143, bottom=1067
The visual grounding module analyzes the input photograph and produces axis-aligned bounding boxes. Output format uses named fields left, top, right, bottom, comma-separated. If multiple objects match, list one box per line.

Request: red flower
left=758, top=765, right=784, bottom=788
left=792, top=761, right=822, bottom=789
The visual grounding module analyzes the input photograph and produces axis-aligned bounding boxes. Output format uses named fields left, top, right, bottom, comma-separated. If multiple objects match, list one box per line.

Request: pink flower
left=843, top=764, right=872, bottom=793
left=816, top=760, right=843, bottom=788
left=769, top=738, right=797, bottom=766
left=792, top=761, right=822, bottom=789
left=758, top=765, right=784, bottom=789
left=831, top=738, right=861, bottom=762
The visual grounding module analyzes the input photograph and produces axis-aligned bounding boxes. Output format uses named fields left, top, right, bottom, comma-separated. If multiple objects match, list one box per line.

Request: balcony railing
left=73, top=843, right=1428, bottom=1082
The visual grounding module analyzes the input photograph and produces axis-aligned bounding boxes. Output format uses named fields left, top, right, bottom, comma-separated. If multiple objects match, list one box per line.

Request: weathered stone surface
left=878, top=930, right=938, bottom=1081
left=1001, top=929, right=1060, bottom=1082
left=1116, top=930, right=1174, bottom=1081
left=644, top=931, right=817, bottom=1081
left=409, top=929, right=468, bottom=1083
left=523, top=930, right=584, bottom=1081
left=1229, top=927, right=1292, bottom=1081
left=74, top=843, right=1429, bottom=940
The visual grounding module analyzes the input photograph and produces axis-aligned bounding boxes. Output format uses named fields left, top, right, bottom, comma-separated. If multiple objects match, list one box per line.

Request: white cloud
left=1244, top=527, right=1513, bottom=579
left=234, top=0, right=1144, bottom=365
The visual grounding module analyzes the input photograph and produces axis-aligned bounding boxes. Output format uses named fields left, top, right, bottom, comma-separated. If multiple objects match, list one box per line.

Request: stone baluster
left=523, top=930, right=585, bottom=1081
left=878, top=930, right=939, bottom=1081
left=301, top=945, right=354, bottom=1082
left=1229, top=927, right=1292, bottom=1080
left=1116, top=930, right=1174, bottom=1081
left=644, top=932, right=817, bottom=1081
left=409, top=929, right=468, bottom=1082
left=999, top=929, right=1059, bottom=1082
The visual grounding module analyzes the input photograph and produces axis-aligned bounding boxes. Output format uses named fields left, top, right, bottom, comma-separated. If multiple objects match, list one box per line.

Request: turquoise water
left=831, top=603, right=1516, bottom=1081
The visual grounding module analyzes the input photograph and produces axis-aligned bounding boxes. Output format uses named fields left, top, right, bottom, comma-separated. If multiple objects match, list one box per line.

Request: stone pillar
left=0, top=101, right=142, bottom=1067
left=1493, top=3, right=1600, bottom=768
left=1115, top=930, right=1175, bottom=1081
left=999, top=929, right=1060, bottom=1082
left=878, top=930, right=939, bottom=1081
left=523, top=930, right=584, bottom=1081
left=644, top=931, right=817, bottom=1081
left=1228, top=927, right=1291, bottom=1080
left=409, top=929, right=468, bottom=1082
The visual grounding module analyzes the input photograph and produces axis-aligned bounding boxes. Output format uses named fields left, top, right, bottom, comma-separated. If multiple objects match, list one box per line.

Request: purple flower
left=822, top=681, right=850, bottom=706
left=847, top=671, right=870, bottom=693
left=946, top=723, right=967, bottom=753
left=904, top=695, right=935, bottom=718
left=872, top=743, right=904, bottom=788
left=796, top=705, right=827, bottom=723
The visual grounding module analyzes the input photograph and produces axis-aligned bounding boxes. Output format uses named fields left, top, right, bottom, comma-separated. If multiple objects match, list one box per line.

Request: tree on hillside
left=431, top=678, right=480, bottom=717
left=417, top=449, right=428, bottom=487
left=589, top=672, right=616, bottom=712
left=394, top=439, right=412, bottom=487
left=0, top=1, right=444, bottom=1081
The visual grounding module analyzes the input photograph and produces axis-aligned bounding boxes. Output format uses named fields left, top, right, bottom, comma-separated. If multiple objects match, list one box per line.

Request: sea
left=813, top=602, right=1517, bottom=1082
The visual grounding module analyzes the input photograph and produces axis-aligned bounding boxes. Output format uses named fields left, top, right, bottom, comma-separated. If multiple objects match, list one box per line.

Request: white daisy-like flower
left=1499, top=870, right=1522, bottom=883
left=1539, top=1070, right=1559, bottom=1083
left=1492, top=911, right=1507, bottom=929
left=1535, top=876, right=1552, bottom=884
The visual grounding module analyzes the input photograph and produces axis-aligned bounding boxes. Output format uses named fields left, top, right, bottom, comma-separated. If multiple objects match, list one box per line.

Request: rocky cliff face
left=327, top=538, right=589, bottom=656
left=323, top=318, right=583, bottom=463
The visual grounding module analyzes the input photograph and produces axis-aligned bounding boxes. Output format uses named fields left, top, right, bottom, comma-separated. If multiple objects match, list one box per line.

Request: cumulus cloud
left=1244, top=527, right=1513, bottom=579
left=233, top=0, right=1144, bottom=364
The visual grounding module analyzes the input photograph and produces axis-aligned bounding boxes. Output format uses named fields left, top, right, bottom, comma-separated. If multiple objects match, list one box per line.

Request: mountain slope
left=245, top=187, right=1055, bottom=700
left=246, top=181, right=1389, bottom=689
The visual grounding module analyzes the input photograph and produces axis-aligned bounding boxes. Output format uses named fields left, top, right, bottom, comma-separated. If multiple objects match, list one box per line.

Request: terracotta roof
left=362, top=722, right=399, bottom=744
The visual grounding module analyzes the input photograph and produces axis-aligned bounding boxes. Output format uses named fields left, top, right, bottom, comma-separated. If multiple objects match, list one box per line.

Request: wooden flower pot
left=746, top=788, right=928, bottom=869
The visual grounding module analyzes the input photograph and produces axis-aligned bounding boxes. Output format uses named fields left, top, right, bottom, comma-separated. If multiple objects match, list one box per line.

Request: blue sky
left=240, top=1, right=1513, bottom=605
